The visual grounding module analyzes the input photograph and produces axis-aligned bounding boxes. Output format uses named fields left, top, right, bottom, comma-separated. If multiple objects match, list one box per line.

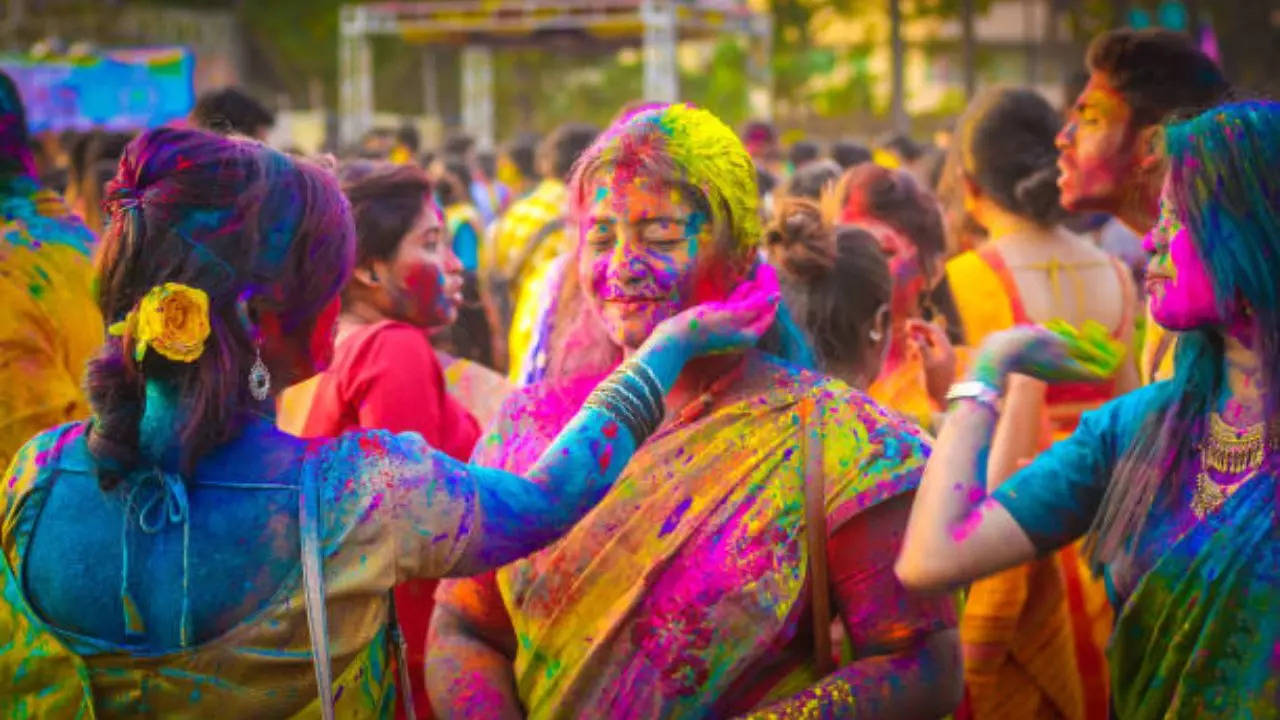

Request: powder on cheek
left=401, top=260, right=447, bottom=324
left=1154, top=226, right=1220, bottom=328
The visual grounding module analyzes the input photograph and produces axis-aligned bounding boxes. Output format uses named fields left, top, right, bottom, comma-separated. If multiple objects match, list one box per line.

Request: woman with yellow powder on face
left=427, top=103, right=961, bottom=720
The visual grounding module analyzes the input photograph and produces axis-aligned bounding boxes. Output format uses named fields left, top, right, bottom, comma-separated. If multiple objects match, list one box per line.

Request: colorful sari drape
left=946, top=245, right=1125, bottom=720
left=1110, top=472, right=1280, bottom=718
left=466, top=354, right=931, bottom=719
left=993, top=381, right=1280, bottom=717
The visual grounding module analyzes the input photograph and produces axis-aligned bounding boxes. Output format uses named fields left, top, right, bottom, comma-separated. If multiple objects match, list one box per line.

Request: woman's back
left=4, top=421, right=475, bottom=717
left=994, top=228, right=1129, bottom=334
left=24, top=419, right=305, bottom=648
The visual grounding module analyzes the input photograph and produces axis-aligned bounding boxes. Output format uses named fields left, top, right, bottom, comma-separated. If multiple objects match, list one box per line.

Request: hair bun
left=1012, top=163, right=1065, bottom=226
left=765, top=197, right=835, bottom=282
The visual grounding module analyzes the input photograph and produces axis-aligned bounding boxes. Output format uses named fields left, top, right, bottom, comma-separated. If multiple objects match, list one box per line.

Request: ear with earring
left=237, top=291, right=272, bottom=402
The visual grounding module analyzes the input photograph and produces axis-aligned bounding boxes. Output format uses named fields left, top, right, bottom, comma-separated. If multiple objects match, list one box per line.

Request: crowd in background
left=2, top=21, right=1279, bottom=720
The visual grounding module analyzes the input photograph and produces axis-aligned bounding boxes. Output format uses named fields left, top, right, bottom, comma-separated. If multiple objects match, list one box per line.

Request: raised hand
left=972, top=321, right=1125, bottom=388
left=650, top=262, right=781, bottom=359
left=906, top=318, right=957, bottom=407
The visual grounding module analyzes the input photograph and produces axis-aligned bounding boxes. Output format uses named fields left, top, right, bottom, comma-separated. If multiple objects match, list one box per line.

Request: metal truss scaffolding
left=338, top=0, right=772, bottom=147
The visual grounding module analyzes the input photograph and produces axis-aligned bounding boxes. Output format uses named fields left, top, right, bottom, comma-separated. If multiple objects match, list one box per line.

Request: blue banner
left=0, top=47, right=194, bottom=133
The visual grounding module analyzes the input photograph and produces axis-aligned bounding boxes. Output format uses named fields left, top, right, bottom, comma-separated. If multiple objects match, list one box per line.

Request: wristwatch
left=944, top=380, right=1001, bottom=415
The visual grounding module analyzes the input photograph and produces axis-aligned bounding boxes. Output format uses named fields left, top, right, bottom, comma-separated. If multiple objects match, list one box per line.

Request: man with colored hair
left=0, top=71, right=102, bottom=471
left=1056, top=28, right=1229, bottom=382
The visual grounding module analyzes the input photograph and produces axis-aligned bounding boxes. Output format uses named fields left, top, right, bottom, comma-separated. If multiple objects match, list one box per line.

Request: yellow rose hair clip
left=107, top=283, right=212, bottom=363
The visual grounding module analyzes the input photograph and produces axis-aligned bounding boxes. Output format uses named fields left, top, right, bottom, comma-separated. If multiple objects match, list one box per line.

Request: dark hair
left=71, top=131, right=134, bottom=231
left=341, top=161, right=433, bottom=268
left=784, top=158, right=842, bottom=201
left=443, top=133, right=475, bottom=158
left=957, top=87, right=1066, bottom=227
left=1085, top=28, right=1230, bottom=129
left=741, top=119, right=777, bottom=149
left=444, top=159, right=473, bottom=193
left=475, top=150, right=497, bottom=180
left=437, top=166, right=469, bottom=207
left=756, top=167, right=778, bottom=197
left=766, top=197, right=890, bottom=368
left=507, top=133, right=539, bottom=180
left=831, top=163, right=946, bottom=275
left=878, top=132, right=923, bottom=162
left=0, top=70, right=34, bottom=177
left=396, top=124, right=420, bottom=153
left=1087, top=101, right=1280, bottom=568
left=541, top=123, right=598, bottom=180
left=789, top=139, right=821, bottom=168
left=191, top=87, right=275, bottom=137
left=831, top=140, right=872, bottom=169
left=87, top=128, right=354, bottom=486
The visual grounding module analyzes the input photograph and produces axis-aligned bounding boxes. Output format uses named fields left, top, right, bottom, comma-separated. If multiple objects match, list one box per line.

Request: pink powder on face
left=1147, top=223, right=1222, bottom=330
left=579, top=175, right=706, bottom=350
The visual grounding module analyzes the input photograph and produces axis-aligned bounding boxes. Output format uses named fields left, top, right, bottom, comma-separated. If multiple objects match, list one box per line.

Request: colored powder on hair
left=575, top=103, right=761, bottom=253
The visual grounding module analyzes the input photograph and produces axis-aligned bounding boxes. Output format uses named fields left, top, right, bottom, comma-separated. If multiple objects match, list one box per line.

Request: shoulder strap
left=801, top=399, right=834, bottom=678
left=976, top=245, right=1031, bottom=326
left=299, top=453, right=336, bottom=720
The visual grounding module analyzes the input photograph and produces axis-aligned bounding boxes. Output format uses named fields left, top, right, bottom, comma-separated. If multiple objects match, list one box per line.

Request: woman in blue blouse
left=898, top=101, right=1280, bottom=718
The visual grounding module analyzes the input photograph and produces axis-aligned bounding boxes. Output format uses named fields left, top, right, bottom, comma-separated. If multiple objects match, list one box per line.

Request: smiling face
left=1143, top=179, right=1224, bottom=331
left=1056, top=73, right=1142, bottom=214
left=381, top=199, right=463, bottom=328
left=577, top=170, right=721, bottom=351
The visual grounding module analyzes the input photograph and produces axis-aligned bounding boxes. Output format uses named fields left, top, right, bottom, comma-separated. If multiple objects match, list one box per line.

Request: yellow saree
left=471, top=354, right=930, bottom=719
left=945, top=247, right=1114, bottom=720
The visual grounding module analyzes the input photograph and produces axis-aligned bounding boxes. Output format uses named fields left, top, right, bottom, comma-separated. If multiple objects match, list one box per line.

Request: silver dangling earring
left=249, top=345, right=271, bottom=401
left=869, top=328, right=884, bottom=343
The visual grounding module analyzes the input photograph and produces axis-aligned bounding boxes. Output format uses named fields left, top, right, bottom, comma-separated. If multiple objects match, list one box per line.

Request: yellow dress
left=0, top=177, right=102, bottom=472
left=480, top=179, right=570, bottom=379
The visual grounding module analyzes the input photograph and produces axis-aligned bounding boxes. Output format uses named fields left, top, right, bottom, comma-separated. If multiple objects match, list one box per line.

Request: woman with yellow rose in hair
left=0, top=126, right=780, bottom=717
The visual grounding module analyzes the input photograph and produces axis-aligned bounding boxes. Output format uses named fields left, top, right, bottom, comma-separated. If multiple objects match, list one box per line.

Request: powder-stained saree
left=0, top=421, right=490, bottom=718
left=465, top=353, right=933, bottom=719
left=994, top=381, right=1280, bottom=717
left=1110, top=472, right=1280, bottom=719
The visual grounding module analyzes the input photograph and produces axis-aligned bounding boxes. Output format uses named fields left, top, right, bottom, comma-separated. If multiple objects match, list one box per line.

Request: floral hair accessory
left=108, top=283, right=212, bottom=363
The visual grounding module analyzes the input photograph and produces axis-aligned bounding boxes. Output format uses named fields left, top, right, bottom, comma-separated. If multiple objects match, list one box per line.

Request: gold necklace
left=1190, top=413, right=1280, bottom=519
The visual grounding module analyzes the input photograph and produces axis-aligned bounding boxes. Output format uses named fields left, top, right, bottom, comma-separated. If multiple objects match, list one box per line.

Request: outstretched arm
left=896, top=326, right=1118, bottom=592
left=386, top=275, right=780, bottom=579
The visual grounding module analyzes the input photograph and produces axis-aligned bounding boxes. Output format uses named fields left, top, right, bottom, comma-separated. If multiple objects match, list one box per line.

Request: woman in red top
left=280, top=161, right=478, bottom=718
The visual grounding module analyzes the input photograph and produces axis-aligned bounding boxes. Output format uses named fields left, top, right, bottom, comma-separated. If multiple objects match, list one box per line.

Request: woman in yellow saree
left=939, top=88, right=1140, bottom=720
left=427, top=103, right=961, bottom=719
